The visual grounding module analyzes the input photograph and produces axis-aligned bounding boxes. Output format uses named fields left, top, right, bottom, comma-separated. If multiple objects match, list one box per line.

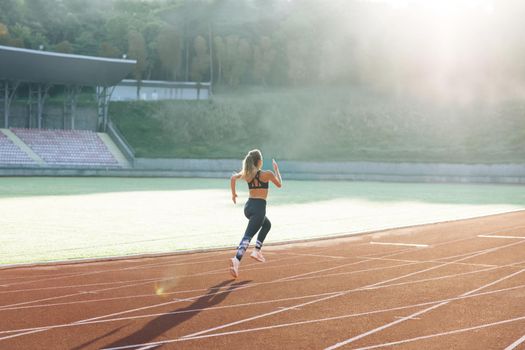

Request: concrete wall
left=1, top=157, right=525, bottom=184
left=0, top=164, right=524, bottom=184
left=127, top=158, right=525, bottom=184
left=133, top=158, right=525, bottom=176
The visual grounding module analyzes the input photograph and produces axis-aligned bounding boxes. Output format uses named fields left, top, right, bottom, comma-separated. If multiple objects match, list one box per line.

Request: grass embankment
left=110, top=87, right=525, bottom=163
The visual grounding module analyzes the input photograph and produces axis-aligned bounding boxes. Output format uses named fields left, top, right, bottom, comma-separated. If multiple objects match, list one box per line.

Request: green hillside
left=110, top=87, right=525, bottom=163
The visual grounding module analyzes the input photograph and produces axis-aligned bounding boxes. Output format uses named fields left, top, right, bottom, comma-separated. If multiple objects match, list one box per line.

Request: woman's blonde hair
left=238, top=149, right=262, bottom=181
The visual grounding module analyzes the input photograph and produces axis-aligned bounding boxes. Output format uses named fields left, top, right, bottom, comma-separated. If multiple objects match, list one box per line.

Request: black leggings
left=235, top=198, right=271, bottom=260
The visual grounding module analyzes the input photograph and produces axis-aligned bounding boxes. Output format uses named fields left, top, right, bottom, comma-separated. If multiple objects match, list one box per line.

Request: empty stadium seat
left=0, top=131, right=36, bottom=166
left=11, top=128, right=121, bottom=168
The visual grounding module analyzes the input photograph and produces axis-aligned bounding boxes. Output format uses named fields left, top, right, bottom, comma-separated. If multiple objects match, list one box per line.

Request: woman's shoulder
left=259, top=170, right=274, bottom=181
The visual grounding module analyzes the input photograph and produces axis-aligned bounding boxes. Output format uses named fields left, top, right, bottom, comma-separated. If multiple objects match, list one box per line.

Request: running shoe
left=229, top=257, right=240, bottom=278
left=250, top=250, right=266, bottom=263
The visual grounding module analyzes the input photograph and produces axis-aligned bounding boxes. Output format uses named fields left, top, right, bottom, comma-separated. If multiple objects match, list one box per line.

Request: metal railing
left=106, top=121, right=135, bottom=164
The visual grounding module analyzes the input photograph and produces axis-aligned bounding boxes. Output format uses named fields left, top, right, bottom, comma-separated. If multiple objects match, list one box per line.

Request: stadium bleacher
left=0, top=131, right=36, bottom=166
left=12, top=128, right=120, bottom=168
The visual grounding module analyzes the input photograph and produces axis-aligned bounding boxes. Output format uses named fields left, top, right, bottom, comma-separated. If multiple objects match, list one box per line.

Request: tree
left=252, top=36, right=276, bottom=85
left=0, top=0, right=23, bottom=27
left=54, top=40, right=73, bottom=54
left=157, top=26, right=182, bottom=80
left=75, top=31, right=99, bottom=56
left=99, top=42, right=120, bottom=58
left=213, top=36, right=225, bottom=85
left=190, top=35, right=210, bottom=83
left=128, top=30, right=147, bottom=98
left=221, top=36, right=251, bottom=87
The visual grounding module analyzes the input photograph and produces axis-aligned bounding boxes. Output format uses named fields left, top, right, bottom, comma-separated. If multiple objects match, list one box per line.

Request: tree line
left=1, top=0, right=525, bottom=99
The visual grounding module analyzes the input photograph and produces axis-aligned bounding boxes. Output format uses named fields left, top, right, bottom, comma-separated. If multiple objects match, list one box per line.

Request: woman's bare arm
left=230, top=173, right=242, bottom=203
left=268, top=159, right=282, bottom=188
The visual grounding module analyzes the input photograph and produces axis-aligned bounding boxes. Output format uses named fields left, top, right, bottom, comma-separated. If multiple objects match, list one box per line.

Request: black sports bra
left=248, top=170, right=269, bottom=189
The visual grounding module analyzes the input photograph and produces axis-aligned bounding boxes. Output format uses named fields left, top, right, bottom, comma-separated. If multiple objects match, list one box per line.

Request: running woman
left=229, top=149, right=282, bottom=278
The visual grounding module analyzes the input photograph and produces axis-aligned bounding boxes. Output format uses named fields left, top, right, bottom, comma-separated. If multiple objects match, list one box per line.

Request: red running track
left=1, top=211, right=525, bottom=349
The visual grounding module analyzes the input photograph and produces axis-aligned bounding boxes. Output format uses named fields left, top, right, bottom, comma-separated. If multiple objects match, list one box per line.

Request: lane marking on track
left=181, top=237, right=525, bottom=340
left=0, top=263, right=508, bottom=336
left=271, top=252, right=346, bottom=259
left=0, top=246, right=443, bottom=340
left=370, top=242, right=429, bottom=248
left=0, top=254, right=234, bottom=289
left=355, top=255, right=498, bottom=268
left=478, top=235, right=525, bottom=240
left=1, top=225, right=521, bottom=342
left=324, top=267, right=525, bottom=350
left=0, top=260, right=422, bottom=312
left=0, top=255, right=299, bottom=296
left=4, top=234, right=497, bottom=339
left=350, top=316, right=525, bottom=350
left=1, top=264, right=521, bottom=342
left=505, top=333, right=525, bottom=350
left=394, top=316, right=420, bottom=320
left=0, top=291, right=341, bottom=336
left=97, top=284, right=525, bottom=350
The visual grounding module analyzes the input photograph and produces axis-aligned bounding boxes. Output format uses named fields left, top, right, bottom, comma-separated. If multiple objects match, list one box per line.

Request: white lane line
left=0, top=254, right=299, bottom=302
left=183, top=237, right=525, bottom=340
left=3, top=248, right=333, bottom=295
left=0, top=277, right=159, bottom=295
left=0, top=252, right=233, bottom=288
left=72, top=255, right=373, bottom=326
left=0, top=260, right=420, bottom=312
left=0, top=291, right=341, bottom=336
left=352, top=316, right=525, bottom=350
left=368, top=238, right=525, bottom=289
left=0, top=278, right=163, bottom=310
left=505, top=333, right=525, bottom=350
left=0, top=248, right=423, bottom=341
left=478, top=235, right=525, bottom=240
left=356, top=255, right=498, bottom=268
left=98, top=284, right=525, bottom=350
left=273, top=252, right=346, bottom=259
left=0, top=229, right=516, bottom=341
left=370, top=242, right=429, bottom=248
left=324, top=267, right=525, bottom=350
left=0, top=263, right=504, bottom=337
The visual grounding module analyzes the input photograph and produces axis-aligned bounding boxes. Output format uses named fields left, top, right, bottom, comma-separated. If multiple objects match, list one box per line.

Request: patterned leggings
left=235, top=198, right=271, bottom=260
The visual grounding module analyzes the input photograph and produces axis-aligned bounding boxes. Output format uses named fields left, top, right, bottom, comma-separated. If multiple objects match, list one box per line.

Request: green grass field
left=1, top=177, right=524, bottom=266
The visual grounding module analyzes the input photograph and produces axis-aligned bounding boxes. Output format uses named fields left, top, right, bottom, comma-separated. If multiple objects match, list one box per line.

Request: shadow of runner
left=101, top=279, right=251, bottom=349
left=70, top=324, right=129, bottom=350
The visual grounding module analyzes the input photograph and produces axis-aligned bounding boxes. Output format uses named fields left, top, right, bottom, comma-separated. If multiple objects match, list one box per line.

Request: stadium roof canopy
left=0, top=45, right=136, bottom=86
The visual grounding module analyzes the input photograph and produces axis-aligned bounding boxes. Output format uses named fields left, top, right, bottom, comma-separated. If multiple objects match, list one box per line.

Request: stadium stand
left=0, top=130, right=36, bottom=166
left=12, top=128, right=120, bottom=168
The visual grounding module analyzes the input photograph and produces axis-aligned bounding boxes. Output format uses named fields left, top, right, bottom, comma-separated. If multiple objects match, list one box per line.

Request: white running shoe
left=229, top=257, right=240, bottom=278
left=250, top=250, right=266, bottom=263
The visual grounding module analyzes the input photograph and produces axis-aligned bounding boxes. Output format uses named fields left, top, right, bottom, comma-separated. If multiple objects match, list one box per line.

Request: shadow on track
left=100, top=279, right=251, bottom=349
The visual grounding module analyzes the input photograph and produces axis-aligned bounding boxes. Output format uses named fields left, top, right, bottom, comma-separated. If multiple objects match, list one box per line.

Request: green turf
left=1, top=177, right=524, bottom=265
left=2, top=177, right=525, bottom=206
